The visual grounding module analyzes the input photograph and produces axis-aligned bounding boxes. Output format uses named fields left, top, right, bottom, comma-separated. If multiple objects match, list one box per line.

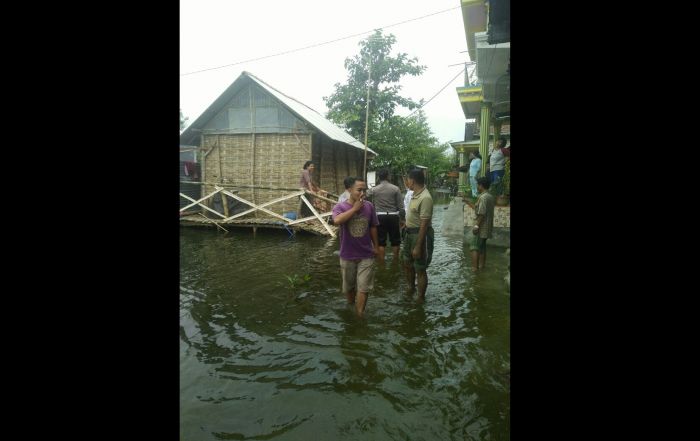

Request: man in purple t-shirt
left=332, top=176, right=379, bottom=317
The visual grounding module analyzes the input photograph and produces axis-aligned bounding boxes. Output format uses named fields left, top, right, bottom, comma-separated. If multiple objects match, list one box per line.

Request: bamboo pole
left=180, top=193, right=226, bottom=218
left=286, top=211, right=333, bottom=225
left=179, top=182, right=301, bottom=191
left=304, top=190, right=339, bottom=204
left=221, top=191, right=230, bottom=217
left=250, top=85, right=256, bottom=216
left=293, top=133, right=311, bottom=156
left=220, top=190, right=304, bottom=222
left=217, top=137, right=223, bottom=184
left=363, top=55, right=371, bottom=181
left=300, top=195, right=336, bottom=238
left=251, top=132, right=256, bottom=217
left=345, top=145, right=350, bottom=181
left=218, top=188, right=292, bottom=223
left=198, top=213, right=229, bottom=233
left=332, top=138, right=338, bottom=194
left=218, top=134, right=229, bottom=222
left=201, top=136, right=220, bottom=212
left=200, top=139, right=208, bottom=213
left=180, top=188, right=224, bottom=212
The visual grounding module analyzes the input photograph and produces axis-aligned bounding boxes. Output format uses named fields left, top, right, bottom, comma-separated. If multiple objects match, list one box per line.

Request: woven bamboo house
left=179, top=71, right=376, bottom=220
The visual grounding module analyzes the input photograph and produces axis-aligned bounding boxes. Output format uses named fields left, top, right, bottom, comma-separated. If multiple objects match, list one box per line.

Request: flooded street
left=180, top=202, right=510, bottom=440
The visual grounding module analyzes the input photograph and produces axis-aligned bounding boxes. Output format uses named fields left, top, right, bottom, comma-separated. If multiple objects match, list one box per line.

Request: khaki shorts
left=469, top=232, right=488, bottom=253
left=340, top=257, right=376, bottom=294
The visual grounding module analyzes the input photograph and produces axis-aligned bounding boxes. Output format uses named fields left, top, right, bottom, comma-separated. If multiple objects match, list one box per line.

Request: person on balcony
left=488, top=138, right=508, bottom=190
left=468, top=151, right=482, bottom=198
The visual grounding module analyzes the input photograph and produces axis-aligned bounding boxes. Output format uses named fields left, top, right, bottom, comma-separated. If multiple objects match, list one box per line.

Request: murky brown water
left=180, top=203, right=510, bottom=440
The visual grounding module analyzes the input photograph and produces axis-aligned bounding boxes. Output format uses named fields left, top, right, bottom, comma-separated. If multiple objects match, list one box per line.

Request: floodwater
left=180, top=202, right=510, bottom=440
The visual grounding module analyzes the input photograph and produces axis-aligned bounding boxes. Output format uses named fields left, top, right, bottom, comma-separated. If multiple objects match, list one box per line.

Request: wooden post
left=345, top=145, right=350, bottom=182
left=200, top=137, right=207, bottom=214
left=250, top=84, right=256, bottom=217
left=221, top=188, right=230, bottom=217
left=317, top=133, right=322, bottom=191
left=217, top=135, right=223, bottom=184
left=252, top=132, right=256, bottom=217
left=479, top=103, right=491, bottom=177
left=331, top=138, right=338, bottom=194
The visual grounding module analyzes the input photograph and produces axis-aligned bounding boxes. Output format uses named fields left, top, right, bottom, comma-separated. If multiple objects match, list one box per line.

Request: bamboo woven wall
left=202, top=133, right=310, bottom=216
left=315, top=134, right=364, bottom=196
left=201, top=132, right=367, bottom=219
left=319, top=135, right=338, bottom=196
left=336, top=141, right=365, bottom=190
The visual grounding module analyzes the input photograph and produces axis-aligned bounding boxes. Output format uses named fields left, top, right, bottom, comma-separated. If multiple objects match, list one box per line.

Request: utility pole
left=363, top=53, right=371, bottom=181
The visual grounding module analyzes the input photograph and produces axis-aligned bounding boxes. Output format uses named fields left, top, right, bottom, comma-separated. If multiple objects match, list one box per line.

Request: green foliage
left=324, top=30, right=451, bottom=187
left=281, top=273, right=312, bottom=290
left=323, top=30, right=425, bottom=141
left=368, top=112, right=453, bottom=187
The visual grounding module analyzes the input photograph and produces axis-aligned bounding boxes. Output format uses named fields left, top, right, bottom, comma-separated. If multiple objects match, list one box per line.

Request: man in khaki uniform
left=400, top=168, right=434, bottom=302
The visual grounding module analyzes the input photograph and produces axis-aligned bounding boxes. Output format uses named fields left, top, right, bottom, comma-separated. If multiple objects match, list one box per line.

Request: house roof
left=180, top=71, right=376, bottom=156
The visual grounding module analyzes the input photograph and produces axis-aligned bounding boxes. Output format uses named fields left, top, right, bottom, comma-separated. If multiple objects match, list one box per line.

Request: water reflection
left=180, top=204, right=510, bottom=440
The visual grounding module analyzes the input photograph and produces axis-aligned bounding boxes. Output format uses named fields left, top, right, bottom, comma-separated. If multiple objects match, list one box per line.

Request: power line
left=408, top=67, right=466, bottom=117
left=181, top=5, right=462, bottom=76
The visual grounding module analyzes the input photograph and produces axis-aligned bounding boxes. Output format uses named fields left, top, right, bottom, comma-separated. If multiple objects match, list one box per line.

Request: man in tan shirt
left=400, top=168, right=434, bottom=302
left=466, top=176, right=495, bottom=271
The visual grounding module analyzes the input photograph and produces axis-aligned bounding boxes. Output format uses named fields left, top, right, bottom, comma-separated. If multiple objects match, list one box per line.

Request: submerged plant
left=281, top=273, right=312, bottom=289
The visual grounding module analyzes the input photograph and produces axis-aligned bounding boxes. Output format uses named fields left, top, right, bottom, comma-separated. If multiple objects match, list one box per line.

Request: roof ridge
left=244, top=71, right=323, bottom=116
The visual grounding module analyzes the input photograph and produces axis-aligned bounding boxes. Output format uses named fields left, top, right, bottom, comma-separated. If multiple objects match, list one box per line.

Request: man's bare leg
left=391, top=245, right=400, bottom=261
left=345, top=290, right=356, bottom=304
left=404, top=264, right=416, bottom=293
left=416, top=270, right=428, bottom=302
left=471, top=251, right=480, bottom=271
left=356, top=291, right=368, bottom=317
left=377, top=246, right=386, bottom=262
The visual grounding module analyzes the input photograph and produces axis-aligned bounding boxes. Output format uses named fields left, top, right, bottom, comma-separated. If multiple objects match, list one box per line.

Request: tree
left=370, top=111, right=453, bottom=186
left=324, top=31, right=452, bottom=186
left=324, top=30, right=425, bottom=141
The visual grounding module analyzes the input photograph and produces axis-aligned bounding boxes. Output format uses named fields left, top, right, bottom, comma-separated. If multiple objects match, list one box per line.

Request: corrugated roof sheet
left=180, top=71, right=375, bottom=156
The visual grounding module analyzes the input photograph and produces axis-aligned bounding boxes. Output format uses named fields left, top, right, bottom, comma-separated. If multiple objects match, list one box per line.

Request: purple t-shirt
left=332, top=200, right=380, bottom=260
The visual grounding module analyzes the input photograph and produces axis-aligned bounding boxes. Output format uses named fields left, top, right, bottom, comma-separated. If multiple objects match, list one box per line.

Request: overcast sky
left=180, top=0, right=471, bottom=144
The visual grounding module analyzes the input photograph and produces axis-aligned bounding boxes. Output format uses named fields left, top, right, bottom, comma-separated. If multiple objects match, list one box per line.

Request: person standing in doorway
left=466, top=176, right=495, bottom=271
left=332, top=177, right=379, bottom=317
left=401, top=168, right=434, bottom=302
left=367, top=169, right=404, bottom=262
